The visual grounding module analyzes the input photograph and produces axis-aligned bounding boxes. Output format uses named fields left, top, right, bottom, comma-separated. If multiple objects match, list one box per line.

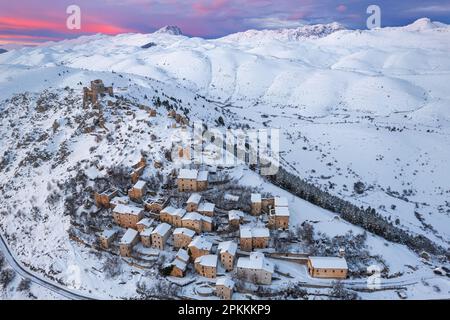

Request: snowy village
left=81, top=79, right=348, bottom=300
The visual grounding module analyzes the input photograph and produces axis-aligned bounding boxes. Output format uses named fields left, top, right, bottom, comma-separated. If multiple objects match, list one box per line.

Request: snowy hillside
left=0, top=19, right=449, bottom=299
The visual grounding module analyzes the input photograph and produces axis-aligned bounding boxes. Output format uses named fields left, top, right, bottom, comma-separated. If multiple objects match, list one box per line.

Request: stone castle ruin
left=83, top=79, right=114, bottom=107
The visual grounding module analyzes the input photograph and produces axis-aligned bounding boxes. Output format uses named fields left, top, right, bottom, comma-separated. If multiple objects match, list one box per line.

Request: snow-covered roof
left=187, top=193, right=202, bottom=204
left=101, top=229, right=117, bottom=239
left=178, top=169, right=198, bottom=180
left=137, top=218, right=152, bottom=227
left=140, top=228, right=154, bottom=237
left=133, top=180, right=147, bottom=189
left=240, top=226, right=252, bottom=238
left=229, top=210, right=244, bottom=221
left=198, top=202, right=215, bottom=213
left=173, top=227, right=196, bottom=238
left=110, top=196, right=129, bottom=206
left=197, top=171, right=209, bottom=182
left=113, top=204, right=143, bottom=216
left=251, top=193, right=262, bottom=203
left=172, top=258, right=187, bottom=271
left=195, top=254, right=218, bottom=267
left=182, top=211, right=203, bottom=222
left=176, top=248, right=190, bottom=263
left=162, top=206, right=186, bottom=218
left=309, top=257, right=348, bottom=270
left=120, top=228, right=139, bottom=244
left=201, top=215, right=213, bottom=224
left=252, top=227, right=270, bottom=238
left=152, top=223, right=171, bottom=237
left=216, top=277, right=235, bottom=289
left=237, top=252, right=274, bottom=273
left=274, top=197, right=288, bottom=207
left=274, top=206, right=290, bottom=217
left=218, top=241, right=237, bottom=256
left=189, top=236, right=213, bottom=251
left=224, top=193, right=239, bottom=202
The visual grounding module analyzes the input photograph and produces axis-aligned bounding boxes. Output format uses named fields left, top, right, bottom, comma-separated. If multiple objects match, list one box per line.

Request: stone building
left=307, top=257, right=348, bottom=279
left=119, top=228, right=139, bottom=257
left=173, top=228, right=196, bottom=249
left=201, top=215, right=213, bottom=233
left=160, top=206, right=186, bottom=228
left=182, top=212, right=203, bottom=233
left=217, top=241, right=237, bottom=272
left=140, top=228, right=153, bottom=247
left=229, top=210, right=244, bottom=228
left=239, top=227, right=270, bottom=251
left=188, top=236, right=212, bottom=260
left=186, top=193, right=202, bottom=212
left=83, top=79, right=114, bottom=107
left=269, top=206, right=290, bottom=230
left=128, top=180, right=147, bottom=201
left=136, top=218, right=153, bottom=233
left=237, top=252, right=274, bottom=285
left=177, top=169, right=209, bottom=192
left=151, top=223, right=172, bottom=250
left=216, top=277, right=235, bottom=300
left=198, top=202, right=215, bottom=217
left=239, top=227, right=253, bottom=252
left=99, top=229, right=118, bottom=249
left=112, top=204, right=144, bottom=229
left=250, top=193, right=262, bottom=216
left=194, top=255, right=218, bottom=278
left=94, top=188, right=118, bottom=208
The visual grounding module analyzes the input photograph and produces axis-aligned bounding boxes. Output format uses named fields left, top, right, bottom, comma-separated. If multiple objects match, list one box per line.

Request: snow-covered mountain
left=154, top=25, right=183, bottom=36
left=220, top=22, right=346, bottom=42
left=0, top=18, right=449, bottom=299
left=0, top=49, right=7, bottom=54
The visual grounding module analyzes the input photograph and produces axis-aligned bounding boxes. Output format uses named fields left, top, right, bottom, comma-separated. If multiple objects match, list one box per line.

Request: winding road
left=0, top=233, right=96, bottom=300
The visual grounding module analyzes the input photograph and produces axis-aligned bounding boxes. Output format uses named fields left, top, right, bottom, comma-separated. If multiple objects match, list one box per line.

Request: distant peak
left=0, top=48, right=7, bottom=54
left=221, top=22, right=346, bottom=42
left=154, top=25, right=183, bottom=35
left=404, top=18, right=447, bottom=31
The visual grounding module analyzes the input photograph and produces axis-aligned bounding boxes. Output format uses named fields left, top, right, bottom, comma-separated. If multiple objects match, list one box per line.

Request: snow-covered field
left=0, top=19, right=449, bottom=300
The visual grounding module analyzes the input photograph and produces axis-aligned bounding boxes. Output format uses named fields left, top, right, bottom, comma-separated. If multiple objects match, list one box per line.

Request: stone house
left=194, top=255, right=218, bottom=278
left=250, top=193, right=262, bottom=215
left=173, top=228, right=196, bottom=249
left=112, top=204, right=144, bottom=229
left=140, top=228, right=153, bottom=247
left=177, top=169, right=209, bottom=192
left=182, top=212, right=203, bottom=233
left=94, top=188, right=118, bottom=208
left=217, top=241, right=237, bottom=272
left=229, top=210, right=244, bottom=228
left=119, top=228, right=139, bottom=257
left=198, top=202, right=215, bottom=217
left=99, top=229, right=118, bottom=249
left=269, top=206, right=290, bottom=230
left=216, top=277, right=235, bottom=300
left=186, top=193, right=202, bottom=212
left=307, top=257, right=348, bottom=279
left=188, top=236, right=213, bottom=260
left=136, top=218, right=153, bottom=233
left=237, top=252, right=274, bottom=285
left=201, top=215, right=213, bottom=233
left=128, top=180, right=147, bottom=201
left=239, top=227, right=253, bottom=252
left=160, top=206, right=186, bottom=227
left=239, top=227, right=270, bottom=251
left=151, top=223, right=172, bottom=250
